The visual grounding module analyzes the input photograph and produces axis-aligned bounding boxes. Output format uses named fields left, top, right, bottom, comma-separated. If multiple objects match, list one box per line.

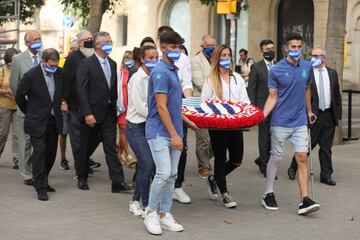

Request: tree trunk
left=86, top=0, right=108, bottom=34
left=325, top=0, right=348, bottom=145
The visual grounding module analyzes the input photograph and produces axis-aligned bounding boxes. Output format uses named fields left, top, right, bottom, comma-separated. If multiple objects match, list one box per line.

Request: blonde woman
left=202, top=44, right=250, bottom=208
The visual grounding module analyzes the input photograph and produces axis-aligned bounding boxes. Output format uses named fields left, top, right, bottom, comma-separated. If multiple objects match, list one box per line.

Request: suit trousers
left=0, top=108, right=18, bottom=164
left=256, top=115, right=271, bottom=168
left=195, top=128, right=213, bottom=171
left=30, top=116, right=58, bottom=191
left=16, top=115, right=32, bottom=180
left=77, top=105, right=125, bottom=187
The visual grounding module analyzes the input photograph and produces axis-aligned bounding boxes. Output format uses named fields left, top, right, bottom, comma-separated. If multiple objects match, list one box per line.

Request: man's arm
left=191, top=57, right=204, bottom=95
left=263, top=88, right=277, bottom=118
left=180, top=54, right=193, bottom=98
left=9, top=56, right=21, bottom=95
left=247, top=64, right=257, bottom=105
left=306, top=85, right=316, bottom=124
left=15, top=73, right=31, bottom=114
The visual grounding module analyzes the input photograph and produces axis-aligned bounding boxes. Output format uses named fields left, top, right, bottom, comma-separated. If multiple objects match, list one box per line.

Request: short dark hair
left=239, top=48, right=248, bottom=55
left=259, top=39, right=274, bottom=48
left=4, top=47, right=19, bottom=64
left=157, top=26, right=174, bottom=37
left=132, top=47, right=142, bottom=66
left=140, top=45, right=157, bottom=58
left=140, top=36, right=155, bottom=47
left=160, top=31, right=184, bottom=45
left=286, top=32, right=303, bottom=43
left=42, top=48, right=60, bottom=62
left=179, top=45, right=188, bottom=56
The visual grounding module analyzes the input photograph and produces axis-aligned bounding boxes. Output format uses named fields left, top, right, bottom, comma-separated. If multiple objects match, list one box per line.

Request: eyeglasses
left=311, top=54, right=324, bottom=58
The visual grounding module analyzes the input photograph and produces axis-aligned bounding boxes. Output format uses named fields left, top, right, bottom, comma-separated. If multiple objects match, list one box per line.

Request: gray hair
left=76, top=31, right=92, bottom=41
left=24, top=30, right=40, bottom=42
left=70, top=39, right=79, bottom=49
left=202, top=34, right=215, bottom=41
left=93, top=31, right=110, bottom=44
left=312, top=46, right=327, bottom=56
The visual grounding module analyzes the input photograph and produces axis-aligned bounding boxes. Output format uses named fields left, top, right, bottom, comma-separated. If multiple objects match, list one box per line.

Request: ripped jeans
left=147, top=135, right=181, bottom=213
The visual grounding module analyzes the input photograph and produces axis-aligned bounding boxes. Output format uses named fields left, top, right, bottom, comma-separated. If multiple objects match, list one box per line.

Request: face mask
left=166, top=49, right=181, bottom=62
left=144, top=60, right=158, bottom=71
left=83, top=40, right=93, bottom=49
left=310, top=57, right=322, bottom=68
left=44, top=63, right=57, bottom=74
left=219, top=57, right=232, bottom=69
left=263, top=50, right=275, bottom=61
left=30, top=41, right=42, bottom=52
left=79, top=47, right=94, bottom=58
left=203, top=47, right=214, bottom=57
left=124, top=60, right=134, bottom=68
left=100, top=43, right=113, bottom=55
left=288, top=49, right=302, bottom=60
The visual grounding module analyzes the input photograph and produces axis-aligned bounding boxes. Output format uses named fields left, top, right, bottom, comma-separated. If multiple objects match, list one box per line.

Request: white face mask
left=80, top=47, right=95, bottom=58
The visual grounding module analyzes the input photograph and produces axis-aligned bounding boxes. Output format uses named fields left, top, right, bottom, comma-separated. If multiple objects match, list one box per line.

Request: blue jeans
left=126, top=122, right=154, bottom=206
left=147, top=135, right=181, bottom=213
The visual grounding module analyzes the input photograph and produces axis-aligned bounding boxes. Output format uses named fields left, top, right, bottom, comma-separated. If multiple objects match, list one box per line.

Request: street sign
left=63, top=16, right=73, bottom=29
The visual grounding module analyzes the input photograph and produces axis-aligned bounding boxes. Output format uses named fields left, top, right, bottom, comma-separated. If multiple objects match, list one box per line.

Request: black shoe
left=207, top=175, right=218, bottom=200
left=59, top=159, right=70, bottom=170
left=262, top=192, right=279, bottom=210
left=37, top=190, right=49, bottom=201
left=287, top=166, right=296, bottom=180
left=89, top=159, right=101, bottom=169
left=47, top=185, right=56, bottom=192
left=222, top=192, right=237, bottom=208
left=12, top=163, right=19, bottom=169
left=78, top=180, right=89, bottom=190
left=298, top=196, right=320, bottom=215
left=24, top=179, right=34, bottom=186
left=111, top=182, right=134, bottom=193
left=320, top=177, right=336, bottom=186
left=254, top=158, right=266, bottom=174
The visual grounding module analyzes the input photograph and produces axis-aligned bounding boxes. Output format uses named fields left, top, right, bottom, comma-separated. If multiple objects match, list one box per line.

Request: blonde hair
left=209, top=44, right=234, bottom=99
left=121, top=50, right=133, bottom=68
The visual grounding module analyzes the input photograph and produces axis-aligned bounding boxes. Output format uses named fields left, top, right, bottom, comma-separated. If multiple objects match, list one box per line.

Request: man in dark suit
left=16, top=48, right=67, bottom=201
left=63, top=30, right=101, bottom=174
left=76, top=31, right=132, bottom=192
left=287, top=47, right=342, bottom=185
left=248, top=39, right=276, bottom=177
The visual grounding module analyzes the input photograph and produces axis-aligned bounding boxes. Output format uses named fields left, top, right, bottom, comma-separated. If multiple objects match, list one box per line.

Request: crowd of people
left=0, top=26, right=342, bottom=235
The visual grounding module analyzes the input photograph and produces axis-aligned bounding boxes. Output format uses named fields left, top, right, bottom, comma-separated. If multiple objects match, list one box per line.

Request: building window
left=117, top=15, right=128, bottom=47
left=167, top=0, right=191, bottom=52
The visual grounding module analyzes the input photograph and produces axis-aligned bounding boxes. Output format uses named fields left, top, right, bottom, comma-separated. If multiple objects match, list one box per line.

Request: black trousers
left=209, top=130, right=244, bottom=194
left=77, top=105, right=125, bottom=187
left=290, top=109, right=336, bottom=178
left=30, top=116, right=59, bottom=191
left=67, top=108, right=101, bottom=170
left=256, top=115, right=271, bottom=168
left=175, top=125, right=188, bottom=188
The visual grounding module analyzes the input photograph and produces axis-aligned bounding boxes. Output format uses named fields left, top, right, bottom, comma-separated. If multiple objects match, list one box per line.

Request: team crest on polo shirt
left=302, top=69, right=308, bottom=78
left=285, top=72, right=290, bottom=77
left=156, top=73, right=162, bottom=79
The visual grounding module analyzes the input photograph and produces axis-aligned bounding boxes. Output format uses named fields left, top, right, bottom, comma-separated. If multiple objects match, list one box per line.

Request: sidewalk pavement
left=0, top=128, right=359, bottom=240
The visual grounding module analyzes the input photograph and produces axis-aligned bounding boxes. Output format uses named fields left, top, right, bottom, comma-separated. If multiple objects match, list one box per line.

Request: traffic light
left=216, top=0, right=241, bottom=14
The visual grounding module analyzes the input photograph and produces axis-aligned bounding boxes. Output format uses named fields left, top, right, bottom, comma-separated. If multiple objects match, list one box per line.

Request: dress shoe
left=24, top=179, right=34, bottom=186
left=89, top=158, right=101, bottom=169
left=37, top=190, right=49, bottom=201
left=47, top=185, right=56, bottom=192
left=287, top=166, right=296, bottom=180
left=111, top=182, right=134, bottom=193
left=78, top=180, right=90, bottom=190
left=320, top=177, right=336, bottom=186
left=12, top=164, right=19, bottom=169
left=254, top=158, right=266, bottom=174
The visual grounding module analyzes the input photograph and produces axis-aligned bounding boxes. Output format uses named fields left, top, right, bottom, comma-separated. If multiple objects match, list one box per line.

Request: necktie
left=318, top=69, right=326, bottom=111
left=267, top=62, right=273, bottom=70
left=33, top=56, right=39, bottom=65
left=103, top=59, right=111, bottom=88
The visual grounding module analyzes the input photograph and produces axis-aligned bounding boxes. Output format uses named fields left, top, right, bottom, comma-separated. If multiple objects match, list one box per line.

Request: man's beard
left=79, top=47, right=94, bottom=58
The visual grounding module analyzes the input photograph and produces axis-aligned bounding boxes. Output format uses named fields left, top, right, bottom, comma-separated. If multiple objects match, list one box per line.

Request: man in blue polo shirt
left=261, top=32, right=320, bottom=215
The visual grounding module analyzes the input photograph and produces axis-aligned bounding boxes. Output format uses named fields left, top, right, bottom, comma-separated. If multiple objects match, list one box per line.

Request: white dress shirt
left=201, top=72, right=250, bottom=103
left=263, top=58, right=274, bottom=70
left=314, top=66, right=331, bottom=109
left=125, top=67, right=149, bottom=123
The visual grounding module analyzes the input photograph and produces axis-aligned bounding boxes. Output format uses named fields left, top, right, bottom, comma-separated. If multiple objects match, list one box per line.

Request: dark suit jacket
left=63, top=50, right=85, bottom=110
left=76, top=54, right=118, bottom=123
left=310, top=66, right=342, bottom=125
left=248, top=59, right=269, bottom=109
left=15, top=65, right=64, bottom=137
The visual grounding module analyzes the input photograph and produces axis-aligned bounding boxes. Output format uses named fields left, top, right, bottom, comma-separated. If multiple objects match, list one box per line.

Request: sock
left=265, top=155, right=283, bottom=194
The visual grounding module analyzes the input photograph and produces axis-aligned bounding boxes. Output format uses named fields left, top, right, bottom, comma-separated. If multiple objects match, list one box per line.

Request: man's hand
left=186, top=120, right=199, bottom=130
left=171, top=134, right=183, bottom=151
left=61, top=102, right=69, bottom=113
left=308, top=111, right=317, bottom=125
left=85, top=114, right=96, bottom=127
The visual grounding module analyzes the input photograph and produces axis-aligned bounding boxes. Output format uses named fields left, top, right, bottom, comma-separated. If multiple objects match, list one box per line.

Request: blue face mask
left=44, top=63, right=57, bottom=74
left=124, top=60, right=134, bottom=68
left=101, top=43, right=113, bottom=55
left=166, top=49, right=181, bottom=62
left=288, top=49, right=302, bottom=60
left=219, top=57, right=232, bottom=69
left=310, top=57, right=322, bottom=68
left=30, top=41, right=42, bottom=52
left=144, top=60, right=158, bottom=71
left=203, top=47, right=214, bottom=57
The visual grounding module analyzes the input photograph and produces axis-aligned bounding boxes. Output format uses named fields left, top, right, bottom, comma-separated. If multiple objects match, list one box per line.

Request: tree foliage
left=0, top=0, right=45, bottom=26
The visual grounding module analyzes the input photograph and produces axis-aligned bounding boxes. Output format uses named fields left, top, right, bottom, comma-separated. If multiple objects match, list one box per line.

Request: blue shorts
left=270, top=125, right=309, bottom=156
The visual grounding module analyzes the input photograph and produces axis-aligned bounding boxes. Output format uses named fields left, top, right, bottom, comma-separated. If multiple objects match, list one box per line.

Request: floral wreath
left=182, top=99, right=264, bottom=129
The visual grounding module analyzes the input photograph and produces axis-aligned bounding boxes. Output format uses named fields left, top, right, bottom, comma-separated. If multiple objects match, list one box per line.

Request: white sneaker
left=173, top=187, right=191, bottom=204
left=141, top=206, right=149, bottom=219
left=160, top=213, right=184, bottom=232
left=144, top=211, right=162, bottom=235
left=129, top=201, right=142, bottom=216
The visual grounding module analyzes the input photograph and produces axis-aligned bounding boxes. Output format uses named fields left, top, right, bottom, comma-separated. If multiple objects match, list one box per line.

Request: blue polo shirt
left=268, top=58, right=312, bottom=127
left=146, top=59, right=184, bottom=139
